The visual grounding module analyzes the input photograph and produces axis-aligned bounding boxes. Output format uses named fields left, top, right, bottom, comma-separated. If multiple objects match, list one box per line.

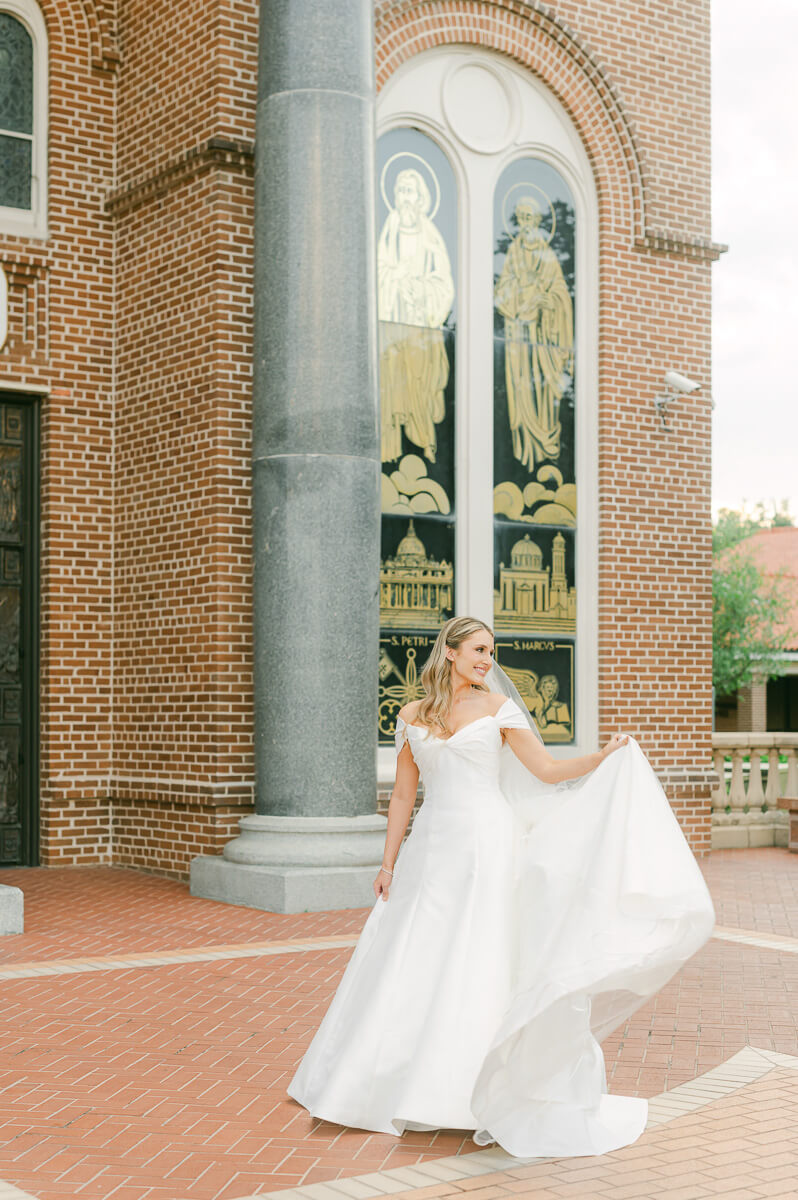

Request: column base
left=190, top=856, right=380, bottom=913
left=190, top=812, right=388, bottom=913
left=0, top=884, right=23, bottom=934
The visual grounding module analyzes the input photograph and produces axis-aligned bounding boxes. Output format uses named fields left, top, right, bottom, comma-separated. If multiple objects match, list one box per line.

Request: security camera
left=663, top=370, right=700, bottom=395
left=653, top=369, right=703, bottom=429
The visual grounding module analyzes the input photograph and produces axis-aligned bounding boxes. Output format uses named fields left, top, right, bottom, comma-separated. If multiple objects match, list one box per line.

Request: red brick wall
left=116, top=0, right=221, bottom=187
left=110, top=0, right=257, bottom=874
left=2, top=0, right=258, bottom=875
left=112, top=798, right=249, bottom=878
left=0, top=0, right=116, bottom=866
left=2, top=0, right=717, bottom=872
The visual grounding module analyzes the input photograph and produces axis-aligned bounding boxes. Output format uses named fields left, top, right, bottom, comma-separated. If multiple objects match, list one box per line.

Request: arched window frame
left=0, top=0, right=48, bottom=239
left=377, top=48, right=599, bottom=776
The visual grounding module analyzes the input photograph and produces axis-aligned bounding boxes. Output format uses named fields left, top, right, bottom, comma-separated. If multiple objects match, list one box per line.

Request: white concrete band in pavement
left=1, top=924, right=796, bottom=984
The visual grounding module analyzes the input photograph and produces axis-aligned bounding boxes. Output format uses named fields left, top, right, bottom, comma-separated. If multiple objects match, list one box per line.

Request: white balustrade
left=712, top=733, right=798, bottom=812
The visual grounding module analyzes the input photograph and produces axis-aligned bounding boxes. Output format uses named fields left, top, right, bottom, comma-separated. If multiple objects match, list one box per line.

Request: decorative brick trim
left=112, top=778, right=255, bottom=806
left=44, top=773, right=256, bottom=806
left=105, top=137, right=255, bottom=218
left=70, top=0, right=120, bottom=71
left=44, top=0, right=120, bottom=74
left=635, top=231, right=728, bottom=262
left=375, top=0, right=649, bottom=240
left=0, top=257, right=49, bottom=363
left=658, top=765, right=716, bottom=787
left=0, top=249, right=50, bottom=272
left=80, top=0, right=121, bottom=71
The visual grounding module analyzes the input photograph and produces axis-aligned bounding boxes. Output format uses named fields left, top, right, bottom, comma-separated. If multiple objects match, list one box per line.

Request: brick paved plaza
left=0, top=849, right=797, bottom=1200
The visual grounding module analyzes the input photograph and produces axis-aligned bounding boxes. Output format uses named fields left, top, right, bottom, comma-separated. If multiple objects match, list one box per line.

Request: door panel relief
left=0, top=396, right=37, bottom=866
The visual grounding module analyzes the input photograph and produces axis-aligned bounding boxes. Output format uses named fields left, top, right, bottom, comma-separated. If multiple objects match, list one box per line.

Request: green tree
left=713, top=499, right=794, bottom=552
left=712, top=502, right=795, bottom=695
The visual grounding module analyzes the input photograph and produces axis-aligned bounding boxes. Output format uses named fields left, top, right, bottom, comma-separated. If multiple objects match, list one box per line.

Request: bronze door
left=0, top=396, right=38, bottom=867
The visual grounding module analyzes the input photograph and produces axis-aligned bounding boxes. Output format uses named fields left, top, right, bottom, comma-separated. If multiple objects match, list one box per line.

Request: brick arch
left=375, top=0, right=648, bottom=241
left=40, top=0, right=118, bottom=71
left=77, top=0, right=118, bottom=70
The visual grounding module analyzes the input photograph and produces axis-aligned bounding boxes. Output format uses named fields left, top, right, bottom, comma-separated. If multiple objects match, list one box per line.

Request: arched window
left=377, top=128, right=458, bottom=741
left=492, top=157, right=578, bottom=745
left=0, top=1, right=47, bottom=237
left=377, top=48, right=598, bottom=766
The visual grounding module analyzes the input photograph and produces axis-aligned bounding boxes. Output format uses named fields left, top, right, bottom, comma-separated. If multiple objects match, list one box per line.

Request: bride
left=288, top=616, right=715, bottom=1158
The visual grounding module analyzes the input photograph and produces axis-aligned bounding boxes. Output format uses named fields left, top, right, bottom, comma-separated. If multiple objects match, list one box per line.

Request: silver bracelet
left=380, top=864, right=394, bottom=876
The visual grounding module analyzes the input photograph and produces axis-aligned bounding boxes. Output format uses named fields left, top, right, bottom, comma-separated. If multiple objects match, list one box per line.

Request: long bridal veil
left=477, top=663, right=715, bottom=1157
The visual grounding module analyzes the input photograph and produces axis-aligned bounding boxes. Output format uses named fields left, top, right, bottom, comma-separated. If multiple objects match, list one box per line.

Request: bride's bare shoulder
left=398, top=699, right=423, bottom=724
left=483, top=690, right=511, bottom=714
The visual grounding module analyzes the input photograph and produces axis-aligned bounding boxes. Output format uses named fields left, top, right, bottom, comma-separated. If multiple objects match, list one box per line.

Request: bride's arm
left=375, top=742, right=420, bottom=900
left=503, top=727, right=628, bottom=784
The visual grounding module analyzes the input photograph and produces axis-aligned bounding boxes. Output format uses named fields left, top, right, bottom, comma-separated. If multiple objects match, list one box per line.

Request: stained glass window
left=376, top=128, right=457, bottom=742
left=492, top=158, right=577, bottom=743
left=0, top=13, right=34, bottom=211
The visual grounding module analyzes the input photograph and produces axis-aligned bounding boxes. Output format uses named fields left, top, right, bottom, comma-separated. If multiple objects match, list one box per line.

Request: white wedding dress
left=288, top=698, right=715, bottom=1158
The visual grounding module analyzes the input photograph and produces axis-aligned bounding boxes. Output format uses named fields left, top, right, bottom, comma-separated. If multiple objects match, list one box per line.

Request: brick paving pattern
left=0, top=848, right=796, bottom=1200
left=0, top=869, right=364, bottom=964
left=348, top=1067, right=798, bottom=1200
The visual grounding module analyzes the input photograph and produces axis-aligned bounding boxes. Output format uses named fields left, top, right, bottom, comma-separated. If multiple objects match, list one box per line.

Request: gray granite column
left=191, top=0, right=385, bottom=912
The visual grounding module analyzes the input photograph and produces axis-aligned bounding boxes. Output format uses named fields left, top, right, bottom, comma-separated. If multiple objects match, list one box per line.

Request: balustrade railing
left=712, top=733, right=798, bottom=815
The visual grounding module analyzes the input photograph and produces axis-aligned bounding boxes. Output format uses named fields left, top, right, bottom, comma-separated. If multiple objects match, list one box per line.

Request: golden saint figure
left=495, top=197, right=574, bottom=470
left=378, top=168, right=454, bottom=464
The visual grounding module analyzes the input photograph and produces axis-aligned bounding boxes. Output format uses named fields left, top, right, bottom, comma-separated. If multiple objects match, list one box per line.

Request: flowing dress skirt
left=288, top=710, right=715, bottom=1158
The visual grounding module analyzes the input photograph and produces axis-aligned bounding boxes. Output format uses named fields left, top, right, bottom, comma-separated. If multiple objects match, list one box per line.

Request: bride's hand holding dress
left=502, top=721, right=629, bottom=784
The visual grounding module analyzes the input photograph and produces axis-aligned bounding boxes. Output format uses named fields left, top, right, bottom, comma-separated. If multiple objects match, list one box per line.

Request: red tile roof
left=740, top=527, right=798, bottom=651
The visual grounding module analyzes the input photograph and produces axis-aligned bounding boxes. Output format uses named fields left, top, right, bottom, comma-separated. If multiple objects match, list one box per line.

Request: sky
left=711, top=0, right=798, bottom=520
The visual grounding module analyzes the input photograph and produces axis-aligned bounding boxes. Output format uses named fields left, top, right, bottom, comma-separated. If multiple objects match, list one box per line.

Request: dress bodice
left=395, top=698, right=531, bottom=801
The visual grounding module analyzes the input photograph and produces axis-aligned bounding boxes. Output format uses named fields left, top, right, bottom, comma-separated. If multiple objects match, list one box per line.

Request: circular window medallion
left=442, top=60, right=519, bottom=154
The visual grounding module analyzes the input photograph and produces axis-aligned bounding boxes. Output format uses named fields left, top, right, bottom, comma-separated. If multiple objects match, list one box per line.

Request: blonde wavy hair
left=416, top=616, right=494, bottom=736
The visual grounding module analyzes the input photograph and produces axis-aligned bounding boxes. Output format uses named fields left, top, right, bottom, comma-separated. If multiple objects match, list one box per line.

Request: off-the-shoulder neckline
left=397, top=697, right=519, bottom=743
